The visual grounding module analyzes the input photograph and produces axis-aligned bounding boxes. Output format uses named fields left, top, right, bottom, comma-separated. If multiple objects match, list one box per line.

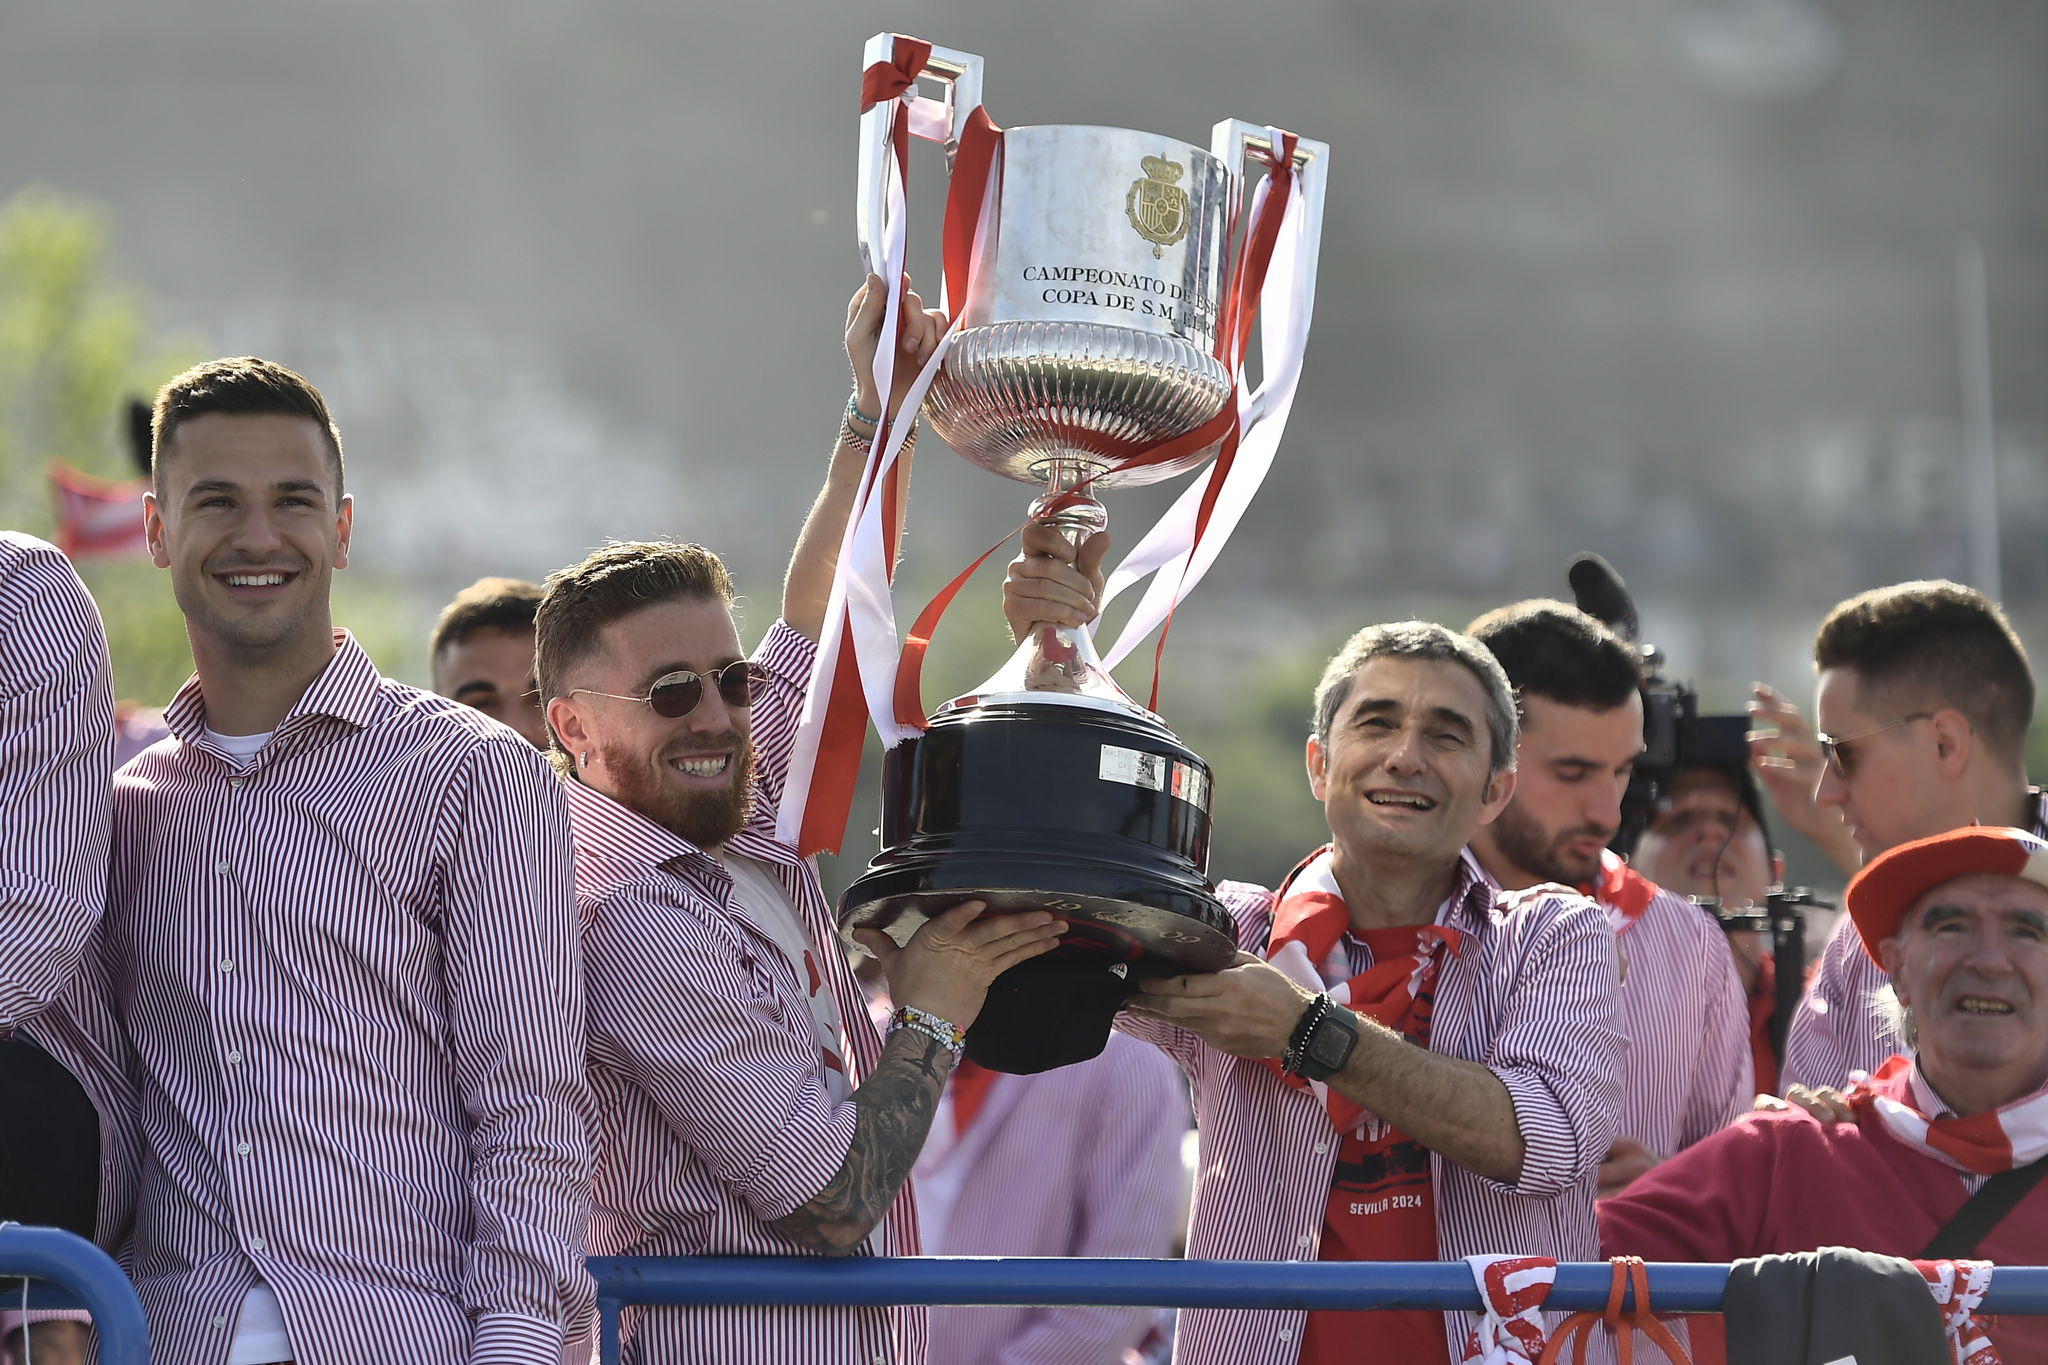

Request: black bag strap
left=1918, top=1155, right=2048, bottom=1259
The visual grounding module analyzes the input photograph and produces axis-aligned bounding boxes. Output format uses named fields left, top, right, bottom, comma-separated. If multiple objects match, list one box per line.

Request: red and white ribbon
left=1461, top=1255, right=1557, bottom=1364
left=1915, top=1260, right=1999, bottom=1365
left=1098, top=129, right=1316, bottom=685
left=778, top=36, right=998, bottom=855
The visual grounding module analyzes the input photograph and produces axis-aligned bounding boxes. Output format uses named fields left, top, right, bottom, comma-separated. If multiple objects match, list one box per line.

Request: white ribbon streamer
left=1098, top=136, right=1314, bottom=670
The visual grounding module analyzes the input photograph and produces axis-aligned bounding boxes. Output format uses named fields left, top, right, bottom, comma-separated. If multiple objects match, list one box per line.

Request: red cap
left=1844, top=826, right=2048, bottom=964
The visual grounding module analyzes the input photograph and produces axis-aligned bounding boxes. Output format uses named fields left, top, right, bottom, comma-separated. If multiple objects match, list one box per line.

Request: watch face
left=1308, top=1022, right=1350, bottom=1068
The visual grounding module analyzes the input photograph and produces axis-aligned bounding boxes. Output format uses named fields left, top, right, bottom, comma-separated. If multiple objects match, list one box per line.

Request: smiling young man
left=1772, top=582, right=2046, bottom=1092
left=1600, top=825, right=2048, bottom=1362
left=544, top=278, right=1064, bottom=1365
left=430, top=577, right=547, bottom=748
left=1466, top=603, right=1751, bottom=1195
left=1007, top=545, right=1623, bottom=1365
left=60, top=358, right=595, bottom=1365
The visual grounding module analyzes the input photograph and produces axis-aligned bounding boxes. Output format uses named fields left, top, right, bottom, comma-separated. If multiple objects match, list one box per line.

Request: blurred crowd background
left=3, top=0, right=2044, bottom=901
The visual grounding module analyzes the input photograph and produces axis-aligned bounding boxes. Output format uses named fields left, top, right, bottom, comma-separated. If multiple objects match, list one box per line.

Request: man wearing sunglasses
left=540, top=277, right=1066, bottom=1365
left=1769, top=581, right=2046, bottom=1094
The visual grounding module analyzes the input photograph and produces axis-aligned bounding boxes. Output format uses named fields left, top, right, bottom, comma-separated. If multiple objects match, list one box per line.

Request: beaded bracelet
left=847, top=392, right=882, bottom=429
left=887, top=1004, right=965, bottom=1065
left=1281, top=992, right=1333, bottom=1076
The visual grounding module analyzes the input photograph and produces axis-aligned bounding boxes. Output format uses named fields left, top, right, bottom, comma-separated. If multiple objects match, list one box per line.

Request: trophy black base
left=838, top=698, right=1236, bottom=1074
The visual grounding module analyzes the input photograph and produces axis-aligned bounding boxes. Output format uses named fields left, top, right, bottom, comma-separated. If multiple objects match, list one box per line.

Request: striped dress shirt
left=1600, top=857, right=1753, bottom=1162
left=1782, top=793, right=2048, bottom=1092
left=917, top=1030, right=1190, bottom=1365
left=572, top=620, right=924, bottom=1365
left=88, top=631, right=594, bottom=1365
left=0, top=532, right=112, bottom=1031
left=1118, top=849, right=1624, bottom=1365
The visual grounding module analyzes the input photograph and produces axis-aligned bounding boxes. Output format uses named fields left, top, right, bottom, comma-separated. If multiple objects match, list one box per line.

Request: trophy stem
left=1007, top=461, right=1134, bottom=703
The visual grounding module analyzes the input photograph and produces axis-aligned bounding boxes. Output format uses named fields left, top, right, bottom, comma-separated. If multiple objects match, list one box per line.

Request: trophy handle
left=858, top=34, right=986, bottom=277
left=1209, top=121, right=1329, bottom=429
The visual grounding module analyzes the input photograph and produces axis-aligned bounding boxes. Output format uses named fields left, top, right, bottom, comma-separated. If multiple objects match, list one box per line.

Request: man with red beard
left=540, top=278, right=1065, bottom=1365
left=1466, top=603, right=1751, bottom=1194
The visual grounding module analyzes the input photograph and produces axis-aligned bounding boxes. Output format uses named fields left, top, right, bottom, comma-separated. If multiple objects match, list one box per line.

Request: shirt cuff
left=469, top=1312, right=566, bottom=1365
left=1491, top=1065, right=1585, bottom=1199
left=752, top=619, right=819, bottom=691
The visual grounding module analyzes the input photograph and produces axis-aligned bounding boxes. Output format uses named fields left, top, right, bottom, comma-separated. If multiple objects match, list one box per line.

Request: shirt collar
left=163, top=630, right=383, bottom=752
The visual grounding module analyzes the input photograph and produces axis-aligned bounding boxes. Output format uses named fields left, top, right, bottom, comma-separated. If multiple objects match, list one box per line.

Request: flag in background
left=50, top=460, right=148, bottom=559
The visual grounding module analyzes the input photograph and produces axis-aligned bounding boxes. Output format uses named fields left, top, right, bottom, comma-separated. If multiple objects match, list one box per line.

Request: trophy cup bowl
left=838, top=39, right=1325, bottom=1072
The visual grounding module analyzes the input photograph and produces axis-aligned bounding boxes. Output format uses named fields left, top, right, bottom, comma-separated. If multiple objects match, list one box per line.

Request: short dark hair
left=535, top=540, right=735, bottom=750
left=431, top=578, right=543, bottom=659
left=1466, top=599, right=1643, bottom=716
left=1814, top=581, right=2034, bottom=762
left=1312, top=621, right=1519, bottom=777
left=152, top=357, right=345, bottom=494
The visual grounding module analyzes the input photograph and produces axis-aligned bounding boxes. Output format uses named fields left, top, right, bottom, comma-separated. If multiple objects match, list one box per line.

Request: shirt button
left=226, top=1050, right=242, bottom=1064
left=1297, top=1234, right=1312, bottom=1248
left=229, top=777, right=245, bottom=790
left=219, top=959, right=233, bottom=973
left=1279, top=1329, right=1293, bottom=1341
left=216, top=861, right=231, bottom=875
left=249, top=1236, right=265, bottom=1253
left=212, top=1315, right=228, bottom=1329
left=235, top=1141, right=252, bottom=1156
left=1315, top=1142, right=1329, bottom=1154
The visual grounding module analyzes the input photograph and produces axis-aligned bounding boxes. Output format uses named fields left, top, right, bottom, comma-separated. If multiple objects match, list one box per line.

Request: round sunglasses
left=573, top=661, right=754, bottom=719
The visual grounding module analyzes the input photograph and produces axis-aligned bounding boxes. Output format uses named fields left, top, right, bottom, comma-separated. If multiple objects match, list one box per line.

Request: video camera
left=1567, top=553, right=1821, bottom=1064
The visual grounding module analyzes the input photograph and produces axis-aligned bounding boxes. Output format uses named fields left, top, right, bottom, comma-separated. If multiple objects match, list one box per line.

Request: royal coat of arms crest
left=1125, top=155, right=1192, bottom=258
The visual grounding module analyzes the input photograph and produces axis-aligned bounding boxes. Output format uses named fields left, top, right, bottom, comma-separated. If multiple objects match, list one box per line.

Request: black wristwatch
left=1284, top=992, right=1359, bottom=1082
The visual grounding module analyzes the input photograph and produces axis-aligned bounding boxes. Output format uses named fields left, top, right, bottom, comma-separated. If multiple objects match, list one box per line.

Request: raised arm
left=782, top=275, right=949, bottom=642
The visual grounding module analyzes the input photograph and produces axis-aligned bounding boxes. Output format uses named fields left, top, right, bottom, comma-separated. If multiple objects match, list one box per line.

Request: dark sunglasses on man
left=573, top=662, right=754, bottom=719
left=1816, top=711, right=1931, bottom=780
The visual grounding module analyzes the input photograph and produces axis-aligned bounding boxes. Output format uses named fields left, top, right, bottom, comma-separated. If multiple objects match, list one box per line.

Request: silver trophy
left=842, top=36, right=1328, bottom=1072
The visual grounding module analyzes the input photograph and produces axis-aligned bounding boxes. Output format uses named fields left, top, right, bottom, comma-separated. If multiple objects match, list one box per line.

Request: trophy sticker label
left=1170, top=761, right=1212, bottom=814
left=1125, top=156, right=1192, bottom=259
left=1099, top=745, right=1169, bottom=793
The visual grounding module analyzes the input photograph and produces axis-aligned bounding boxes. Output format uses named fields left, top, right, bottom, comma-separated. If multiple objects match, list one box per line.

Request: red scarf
left=1584, top=849, right=1657, bottom=936
left=1263, top=846, right=1463, bottom=1132
left=1850, top=1055, right=2048, bottom=1176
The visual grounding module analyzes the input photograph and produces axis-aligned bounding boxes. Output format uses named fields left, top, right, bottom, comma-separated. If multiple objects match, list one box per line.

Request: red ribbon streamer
left=859, top=38, right=931, bottom=113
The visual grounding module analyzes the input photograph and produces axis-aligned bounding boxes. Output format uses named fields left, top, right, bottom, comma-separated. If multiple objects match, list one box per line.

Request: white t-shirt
left=203, top=727, right=273, bottom=769
left=724, top=855, right=852, bottom=1105
left=226, top=1283, right=294, bottom=1364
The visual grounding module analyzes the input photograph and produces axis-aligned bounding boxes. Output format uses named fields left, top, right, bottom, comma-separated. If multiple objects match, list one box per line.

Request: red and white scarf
left=1586, top=848, right=1657, bottom=937
left=1262, top=845, right=1463, bottom=1133
left=1461, top=1255, right=1555, bottom=1364
left=1851, top=1055, right=2048, bottom=1175
left=1915, top=1259, right=2000, bottom=1365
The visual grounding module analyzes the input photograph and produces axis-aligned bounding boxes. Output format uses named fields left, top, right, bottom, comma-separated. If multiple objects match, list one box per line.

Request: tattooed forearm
left=771, top=1027, right=952, bottom=1255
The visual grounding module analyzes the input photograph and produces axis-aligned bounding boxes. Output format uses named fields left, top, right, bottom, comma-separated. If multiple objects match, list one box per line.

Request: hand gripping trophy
left=814, top=34, right=1326, bottom=1072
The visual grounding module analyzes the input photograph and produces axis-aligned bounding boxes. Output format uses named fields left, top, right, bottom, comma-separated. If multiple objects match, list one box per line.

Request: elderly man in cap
left=1599, top=825, right=2048, bottom=1360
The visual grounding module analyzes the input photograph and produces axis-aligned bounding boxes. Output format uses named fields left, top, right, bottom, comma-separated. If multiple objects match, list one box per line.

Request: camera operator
left=1625, top=742, right=1788, bottom=1095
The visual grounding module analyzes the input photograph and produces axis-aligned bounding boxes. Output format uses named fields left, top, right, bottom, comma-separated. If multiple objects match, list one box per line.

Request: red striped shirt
left=1118, top=850, right=1625, bottom=1364
left=572, top=621, right=924, bottom=1365
left=0, top=533, right=112, bottom=1032
left=1783, top=794, right=2048, bottom=1092
left=1597, top=854, right=1753, bottom=1162
left=87, top=631, right=595, bottom=1364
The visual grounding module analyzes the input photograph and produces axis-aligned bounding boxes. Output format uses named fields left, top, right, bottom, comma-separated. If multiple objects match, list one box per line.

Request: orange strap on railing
left=1537, top=1257, right=1694, bottom=1365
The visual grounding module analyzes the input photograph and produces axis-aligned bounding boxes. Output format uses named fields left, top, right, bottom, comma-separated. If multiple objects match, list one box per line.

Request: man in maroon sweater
left=1600, top=825, right=2048, bottom=1360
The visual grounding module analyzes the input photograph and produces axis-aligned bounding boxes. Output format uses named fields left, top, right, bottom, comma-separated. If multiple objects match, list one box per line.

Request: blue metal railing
left=0, top=1225, right=149, bottom=1364
left=586, top=1256, right=2048, bottom=1365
